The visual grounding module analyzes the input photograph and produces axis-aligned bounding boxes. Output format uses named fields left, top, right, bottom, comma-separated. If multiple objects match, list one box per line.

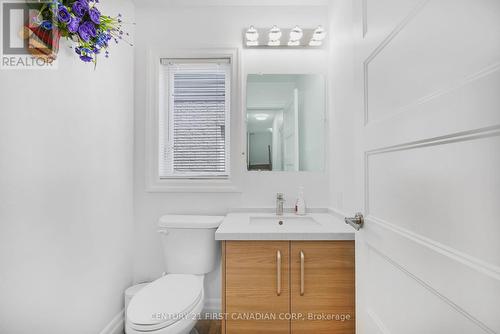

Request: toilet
left=126, top=215, right=224, bottom=334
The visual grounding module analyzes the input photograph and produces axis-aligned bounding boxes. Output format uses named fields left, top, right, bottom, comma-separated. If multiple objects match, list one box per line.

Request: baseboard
left=99, top=298, right=221, bottom=332
left=99, top=309, right=125, bottom=334
left=203, top=298, right=221, bottom=314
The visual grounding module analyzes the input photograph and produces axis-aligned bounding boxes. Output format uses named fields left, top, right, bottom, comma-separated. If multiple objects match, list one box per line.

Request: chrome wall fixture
left=244, top=25, right=326, bottom=48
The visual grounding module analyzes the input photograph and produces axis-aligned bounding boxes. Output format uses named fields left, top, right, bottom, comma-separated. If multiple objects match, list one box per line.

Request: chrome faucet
left=276, top=193, right=285, bottom=216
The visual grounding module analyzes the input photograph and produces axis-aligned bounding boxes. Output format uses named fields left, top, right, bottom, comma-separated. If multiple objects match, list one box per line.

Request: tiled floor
left=194, top=320, right=221, bottom=334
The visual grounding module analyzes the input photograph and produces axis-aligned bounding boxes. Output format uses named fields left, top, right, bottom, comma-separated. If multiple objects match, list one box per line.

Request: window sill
left=146, top=178, right=241, bottom=193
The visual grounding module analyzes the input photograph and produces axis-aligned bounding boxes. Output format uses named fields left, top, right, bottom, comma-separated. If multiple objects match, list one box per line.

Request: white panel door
left=348, top=0, right=500, bottom=332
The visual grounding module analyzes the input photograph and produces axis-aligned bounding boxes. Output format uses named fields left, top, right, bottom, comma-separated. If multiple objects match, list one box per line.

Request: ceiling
left=133, top=0, right=329, bottom=8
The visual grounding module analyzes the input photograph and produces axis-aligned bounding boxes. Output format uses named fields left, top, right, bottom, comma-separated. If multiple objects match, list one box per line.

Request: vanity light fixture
left=245, top=25, right=259, bottom=46
left=309, top=25, right=326, bottom=46
left=309, top=40, right=323, bottom=47
left=244, top=25, right=326, bottom=48
left=312, top=26, right=326, bottom=41
left=268, top=25, right=282, bottom=46
left=288, top=26, right=303, bottom=43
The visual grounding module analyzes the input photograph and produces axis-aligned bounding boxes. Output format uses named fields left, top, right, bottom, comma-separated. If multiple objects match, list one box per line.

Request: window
left=159, top=59, right=231, bottom=179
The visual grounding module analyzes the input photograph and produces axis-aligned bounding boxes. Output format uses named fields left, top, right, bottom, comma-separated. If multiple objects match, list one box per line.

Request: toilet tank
left=158, top=215, right=224, bottom=274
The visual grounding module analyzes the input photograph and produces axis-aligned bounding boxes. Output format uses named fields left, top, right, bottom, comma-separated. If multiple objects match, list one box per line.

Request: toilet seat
left=127, top=274, right=204, bottom=332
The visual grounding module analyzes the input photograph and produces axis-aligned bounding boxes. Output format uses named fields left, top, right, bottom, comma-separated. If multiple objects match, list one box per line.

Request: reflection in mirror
left=246, top=74, right=325, bottom=172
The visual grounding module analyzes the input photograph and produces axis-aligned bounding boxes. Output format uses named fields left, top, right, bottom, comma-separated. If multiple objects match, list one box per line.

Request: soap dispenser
left=295, top=186, right=306, bottom=215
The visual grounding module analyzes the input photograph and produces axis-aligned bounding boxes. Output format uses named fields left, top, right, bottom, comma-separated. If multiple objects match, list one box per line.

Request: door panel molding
left=363, top=219, right=500, bottom=333
left=365, top=129, right=500, bottom=267
left=364, top=240, right=497, bottom=334
left=363, top=124, right=500, bottom=333
left=367, top=215, right=500, bottom=281
left=365, top=309, right=391, bottom=334
left=363, top=0, right=430, bottom=124
left=366, top=61, right=500, bottom=127
left=362, top=127, right=500, bottom=332
left=366, top=125, right=500, bottom=156
left=328, top=208, right=500, bottom=334
left=363, top=0, right=429, bottom=64
left=361, top=0, right=367, bottom=37
left=364, top=69, right=500, bottom=151
left=364, top=125, right=500, bottom=215
left=363, top=0, right=500, bottom=125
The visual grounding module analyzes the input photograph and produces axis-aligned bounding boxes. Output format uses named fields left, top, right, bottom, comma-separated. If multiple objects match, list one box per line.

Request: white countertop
left=215, top=212, right=355, bottom=240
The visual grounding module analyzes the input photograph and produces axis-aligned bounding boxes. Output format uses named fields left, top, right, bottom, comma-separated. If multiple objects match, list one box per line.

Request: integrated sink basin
left=249, top=215, right=321, bottom=227
left=215, top=212, right=355, bottom=240
left=247, top=214, right=323, bottom=233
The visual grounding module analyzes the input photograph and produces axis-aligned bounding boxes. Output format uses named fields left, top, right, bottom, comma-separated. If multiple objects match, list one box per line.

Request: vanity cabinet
left=223, top=241, right=290, bottom=333
left=222, top=240, right=355, bottom=334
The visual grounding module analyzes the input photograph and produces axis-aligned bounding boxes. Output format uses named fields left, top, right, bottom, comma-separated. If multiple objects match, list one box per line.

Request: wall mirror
left=246, top=74, right=325, bottom=172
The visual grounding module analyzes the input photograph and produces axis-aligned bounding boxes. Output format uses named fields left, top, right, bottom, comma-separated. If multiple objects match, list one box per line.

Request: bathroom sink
left=215, top=212, right=356, bottom=240
left=249, top=215, right=320, bottom=227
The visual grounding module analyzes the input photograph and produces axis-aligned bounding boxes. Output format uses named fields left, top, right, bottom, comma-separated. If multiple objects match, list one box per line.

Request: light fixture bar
left=243, top=26, right=326, bottom=48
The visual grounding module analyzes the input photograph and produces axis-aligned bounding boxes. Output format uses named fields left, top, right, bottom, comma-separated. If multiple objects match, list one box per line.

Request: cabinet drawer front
left=225, top=241, right=290, bottom=334
left=291, top=241, right=355, bottom=334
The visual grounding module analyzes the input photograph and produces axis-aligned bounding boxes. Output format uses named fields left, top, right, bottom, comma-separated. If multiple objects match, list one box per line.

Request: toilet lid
left=127, top=274, right=203, bottom=328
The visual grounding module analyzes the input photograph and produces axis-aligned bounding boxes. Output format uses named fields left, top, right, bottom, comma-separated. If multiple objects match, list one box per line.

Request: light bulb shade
left=246, top=26, right=259, bottom=42
left=246, top=40, right=259, bottom=47
left=268, top=25, right=282, bottom=41
left=288, top=40, right=300, bottom=46
left=289, top=26, right=303, bottom=42
left=309, top=39, right=322, bottom=46
left=268, top=40, right=280, bottom=46
left=312, top=26, right=326, bottom=41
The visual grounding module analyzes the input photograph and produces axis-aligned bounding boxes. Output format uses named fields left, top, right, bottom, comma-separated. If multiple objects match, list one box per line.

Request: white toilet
left=126, top=215, right=224, bottom=334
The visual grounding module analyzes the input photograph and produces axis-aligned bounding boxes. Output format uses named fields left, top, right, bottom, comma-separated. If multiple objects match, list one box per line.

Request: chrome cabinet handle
left=276, top=250, right=282, bottom=296
left=300, top=250, right=305, bottom=296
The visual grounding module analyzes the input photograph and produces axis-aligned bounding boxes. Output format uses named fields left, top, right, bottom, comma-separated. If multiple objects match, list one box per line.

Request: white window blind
left=159, top=59, right=231, bottom=178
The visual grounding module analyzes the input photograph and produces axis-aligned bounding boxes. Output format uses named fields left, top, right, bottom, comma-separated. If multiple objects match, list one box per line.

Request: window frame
left=161, top=60, right=231, bottom=179
left=145, top=48, right=240, bottom=193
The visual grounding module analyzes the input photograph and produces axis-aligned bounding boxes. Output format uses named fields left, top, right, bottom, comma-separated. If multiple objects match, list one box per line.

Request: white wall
left=246, top=80, right=295, bottom=107
left=327, top=0, right=364, bottom=213
left=0, top=1, right=135, bottom=332
left=297, top=75, right=326, bottom=171
left=133, top=4, right=329, bottom=305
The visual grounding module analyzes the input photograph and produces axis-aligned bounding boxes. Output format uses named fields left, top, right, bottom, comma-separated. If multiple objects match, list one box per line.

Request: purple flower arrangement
left=31, top=0, right=132, bottom=64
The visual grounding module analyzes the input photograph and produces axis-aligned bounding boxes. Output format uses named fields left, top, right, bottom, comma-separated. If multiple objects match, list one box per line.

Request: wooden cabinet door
left=224, top=241, right=290, bottom=334
left=290, top=241, right=355, bottom=334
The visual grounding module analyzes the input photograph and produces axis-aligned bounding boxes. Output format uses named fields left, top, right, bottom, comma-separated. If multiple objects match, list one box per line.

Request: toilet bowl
left=125, top=215, right=224, bottom=334
left=126, top=275, right=204, bottom=334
